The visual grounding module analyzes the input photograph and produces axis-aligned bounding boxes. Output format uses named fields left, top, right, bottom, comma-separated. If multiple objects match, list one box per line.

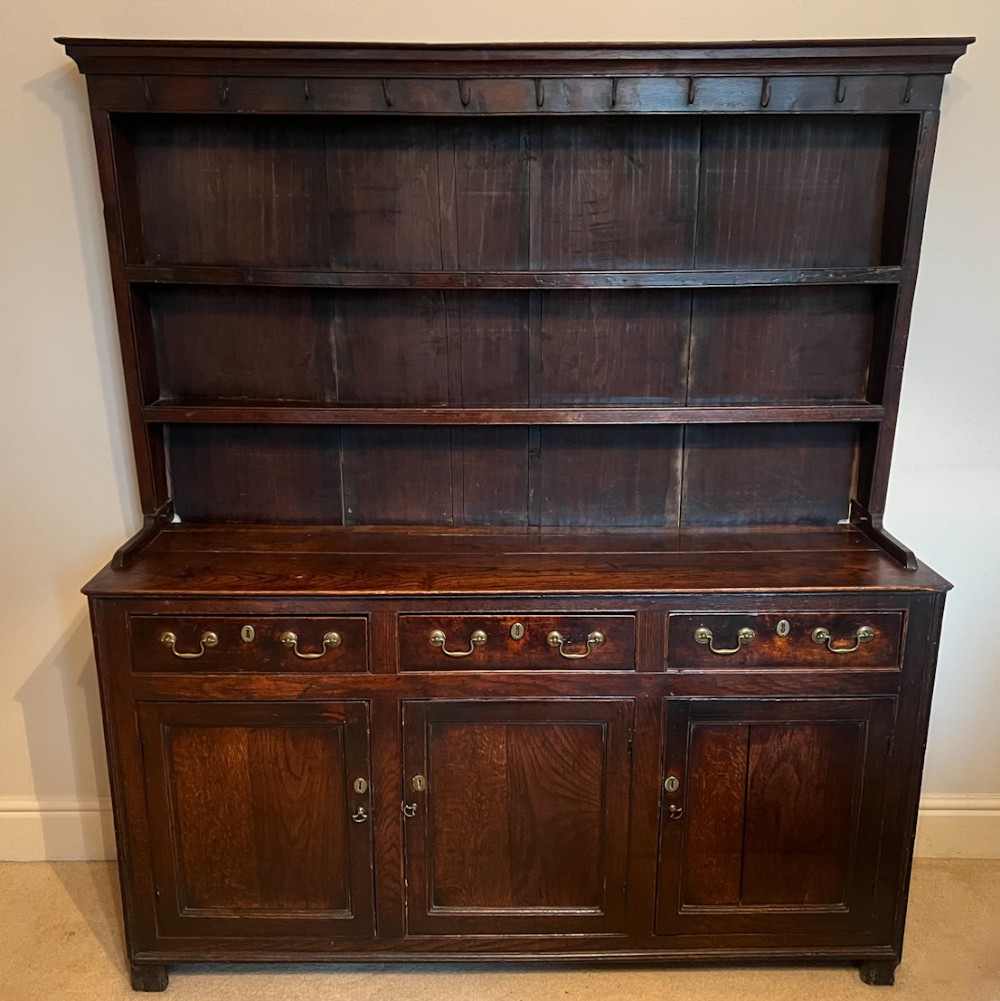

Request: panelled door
left=138, top=701, right=375, bottom=940
left=402, top=699, right=633, bottom=936
left=656, top=697, right=895, bottom=938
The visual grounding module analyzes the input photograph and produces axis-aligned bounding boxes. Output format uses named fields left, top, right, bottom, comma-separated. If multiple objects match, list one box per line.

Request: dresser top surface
left=83, top=525, right=950, bottom=597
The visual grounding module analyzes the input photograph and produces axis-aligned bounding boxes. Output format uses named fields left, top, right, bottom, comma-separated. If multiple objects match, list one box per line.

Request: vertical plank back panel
left=697, top=116, right=893, bottom=268
left=129, top=117, right=331, bottom=267
left=539, top=426, right=683, bottom=527
left=688, top=288, right=877, bottom=404
left=168, top=425, right=343, bottom=523
left=539, top=119, right=700, bottom=269
left=681, top=424, right=860, bottom=526
left=150, top=286, right=338, bottom=402
left=540, top=291, right=690, bottom=404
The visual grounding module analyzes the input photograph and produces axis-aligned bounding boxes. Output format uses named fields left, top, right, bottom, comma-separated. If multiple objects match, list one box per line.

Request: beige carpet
left=1, top=860, right=998, bottom=1000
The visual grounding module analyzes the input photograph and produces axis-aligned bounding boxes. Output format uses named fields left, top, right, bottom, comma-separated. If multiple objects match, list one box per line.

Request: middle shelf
left=142, top=401, right=886, bottom=425
left=124, top=265, right=905, bottom=290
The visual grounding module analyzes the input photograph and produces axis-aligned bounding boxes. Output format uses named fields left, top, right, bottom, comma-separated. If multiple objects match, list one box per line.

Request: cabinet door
left=138, top=701, right=374, bottom=939
left=656, top=698, right=894, bottom=937
left=402, top=699, right=633, bottom=936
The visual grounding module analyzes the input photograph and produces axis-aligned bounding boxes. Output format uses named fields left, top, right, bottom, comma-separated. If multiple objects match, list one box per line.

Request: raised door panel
left=656, top=698, right=894, bottom=937
left=402, top=699, right=633, bottom=936
left=138, top=701, right=374, bottom=940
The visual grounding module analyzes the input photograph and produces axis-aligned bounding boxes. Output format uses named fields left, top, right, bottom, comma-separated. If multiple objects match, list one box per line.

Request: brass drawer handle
left=280, top=630, right=342, bottom=659
left=693, top=626, right=755, bottom=656
left=429, top=628, right=487, bottom=658
left=547, top=630, right=606, bottom=659
left=351, top=806, right=369, bottom=824
left=812, top=625, right=875, bottom=654
left=160, top=630, right=218, bottom=659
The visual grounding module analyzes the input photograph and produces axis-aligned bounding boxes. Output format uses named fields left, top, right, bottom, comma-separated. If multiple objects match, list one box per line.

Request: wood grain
left=696, top=116, right=892, bottom=269
left=402, top=699, right=631, bottom=935
left=129, top=116, right=330, bottom=267
left=741, top=721, right=862, bottom=904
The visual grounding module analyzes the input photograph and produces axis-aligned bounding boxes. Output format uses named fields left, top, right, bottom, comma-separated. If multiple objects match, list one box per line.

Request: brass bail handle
left=160, top=630, right=218, bottom=660
left=693, top=626, right=755, bottom=656
left=812, top=625, right=875, bottom=654
left=547, top=630, right=606, bottom=660
left=280, top=630, right=342, bottom=660
left=429, top=629, right=487, bottom=658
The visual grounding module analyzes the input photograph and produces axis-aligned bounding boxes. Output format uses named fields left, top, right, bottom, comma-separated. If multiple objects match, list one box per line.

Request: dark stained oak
left=667, top=611, right=904, bottom=670
left=138, top=701, right=375, bottom=938
left=397, top=613, right=636, bottom=671
left=82, top=529, right=951, bottom=597
left=402, top=699, right=632, bottom=935
left=142, top=402, right=887, bottom=424
left=539, top=291, right=690, bottom=405
left=538, top=119, right=699, bottom=269
left=166, top=425, right=343, bottom=524
left=130, top=965, right=168, bottom=992
left=124, top=263, right=906, bottom=289
left=656, top=697, right=894, bottom=935
left=61, top=36, right=968, bottom=991
left=695, top=116, right=895, bottom=269
left=128, top=614, right=370, bottom=673
left=687, top=287, right=880, bottom=405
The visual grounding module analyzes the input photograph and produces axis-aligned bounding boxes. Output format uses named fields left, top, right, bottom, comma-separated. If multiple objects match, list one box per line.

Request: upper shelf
left=126, top=266, right=904, bottom=291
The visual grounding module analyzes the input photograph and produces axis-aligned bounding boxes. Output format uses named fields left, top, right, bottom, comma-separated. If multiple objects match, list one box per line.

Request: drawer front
left=129, top=615, right=369, bottom=673
left=667, top=612, right=903, bottom=670
left=398, top=614, right=635, bottom=671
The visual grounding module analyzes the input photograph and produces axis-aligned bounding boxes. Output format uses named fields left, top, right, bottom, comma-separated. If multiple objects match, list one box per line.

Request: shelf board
left=143, top=402, right=885, bottom=425
left=125, top=265, right=904, bottom=290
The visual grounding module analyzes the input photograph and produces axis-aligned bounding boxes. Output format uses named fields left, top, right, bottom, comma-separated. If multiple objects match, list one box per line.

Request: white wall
left=2, top=0, right=998, bottom=859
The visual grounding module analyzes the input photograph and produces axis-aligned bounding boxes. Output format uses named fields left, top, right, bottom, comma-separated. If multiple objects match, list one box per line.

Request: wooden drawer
left=129, top=615, right=369, bottom=673
left=398, top=614, right=635, bottom=671
left=667, top=612, right=904, bottom=670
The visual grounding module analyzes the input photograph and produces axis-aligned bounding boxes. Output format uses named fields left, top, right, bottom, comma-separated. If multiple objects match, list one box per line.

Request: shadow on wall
left=14, top=608, right=115, bottom=862
left=25, top=55, right=142, bottom=530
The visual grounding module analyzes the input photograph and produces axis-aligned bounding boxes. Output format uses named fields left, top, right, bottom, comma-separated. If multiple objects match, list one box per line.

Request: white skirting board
left=0, top=798, right=116, bottom=862
left=913, top=796, right=1000, bottom=859
left=0, top=795, right=997, bottom=862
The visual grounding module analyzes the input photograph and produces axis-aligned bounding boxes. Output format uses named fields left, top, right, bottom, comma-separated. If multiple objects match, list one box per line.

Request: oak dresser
left=59, top=36, right=970, bottom=990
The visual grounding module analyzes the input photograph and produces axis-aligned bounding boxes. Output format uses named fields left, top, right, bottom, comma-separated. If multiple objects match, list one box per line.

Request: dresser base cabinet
left=61, top=36, right=968, bottom=991
left=87, top=582, right=947, bottom=989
